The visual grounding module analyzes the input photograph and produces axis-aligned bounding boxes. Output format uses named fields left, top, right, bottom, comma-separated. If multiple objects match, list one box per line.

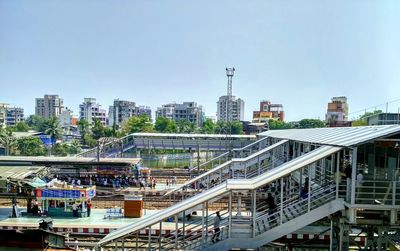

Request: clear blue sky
left=1, top=0, right=399, bottom=121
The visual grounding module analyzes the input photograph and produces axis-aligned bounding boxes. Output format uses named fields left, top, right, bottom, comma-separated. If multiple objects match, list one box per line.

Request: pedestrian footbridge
left=96, top=125, right=400, bottom=250
left=78, top=133, right=257, bottom=158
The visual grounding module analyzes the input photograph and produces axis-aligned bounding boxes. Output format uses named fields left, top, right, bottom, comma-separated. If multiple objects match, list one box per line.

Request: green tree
left=214, top=120, right=243, bottom=134
left=16, top=137, right=46, bottom=156
left=215, top=121, right=227, bottom=134
left=104, top=125, right=118, bottom=137
left=122, top=115, right=154, bottom=134
left=45, top=117, right=62, bottom=154
left=68, top=140, right=82, bottom=154
left=360, top=110, right=382, bottom=119
left=26, top=115, right=47, bottom=132
left=53, top=143, right=69, bottom=156
left=299, top=119, right=326, bottom=129
left=352, top=120, right=368, bottom=127
left=228, top=121, right=243, bottom=134
left=14, top=122, right=30, bottom=132
left=268, top=119, right=289, bottom=130
left=83, top=134, right=97, bottom=148
left=77, top=119, right=90, bottom=145
left=201, top=118, right=215, bottom=134
left=91, top=119, right=106, bottom=140
left=154, top=117, right=177, bottom=133
left=177, top=120, right=196, bottom=133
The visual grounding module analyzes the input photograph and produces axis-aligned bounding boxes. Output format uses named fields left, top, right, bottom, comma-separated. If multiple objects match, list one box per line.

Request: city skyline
left=1, top=1, right=400, bottom=121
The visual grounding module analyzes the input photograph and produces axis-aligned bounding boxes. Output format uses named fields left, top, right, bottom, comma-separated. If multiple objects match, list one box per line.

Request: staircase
left=165, top=139, right=289, bottom=198
left=97, top=145, right=344, bottom=250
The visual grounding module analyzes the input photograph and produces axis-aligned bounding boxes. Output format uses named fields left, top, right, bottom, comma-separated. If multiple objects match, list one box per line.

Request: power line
left=349, top=98, right=400, bottom=116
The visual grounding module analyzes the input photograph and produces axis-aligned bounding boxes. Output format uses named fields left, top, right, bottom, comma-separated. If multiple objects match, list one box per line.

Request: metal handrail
left=164, top=140, right=288, bottom=196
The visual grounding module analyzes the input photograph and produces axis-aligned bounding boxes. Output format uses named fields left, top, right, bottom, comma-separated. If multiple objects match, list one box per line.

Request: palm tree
left=0, top=129, right=16, bottom=156
left=45, top=117, right=61, bottom=154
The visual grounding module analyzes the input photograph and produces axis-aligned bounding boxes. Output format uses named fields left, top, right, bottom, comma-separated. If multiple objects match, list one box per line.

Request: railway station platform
left=0, top=207, right=368, bottom=247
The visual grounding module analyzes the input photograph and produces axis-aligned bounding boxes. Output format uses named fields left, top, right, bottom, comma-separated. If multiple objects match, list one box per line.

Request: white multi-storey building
left=6, top=107, right=24, bottom=126
left=0, top=103, right=25, bottom=127
left=108, top=100, right=137, bottom=128
left=35, top=94, right=64, bottom=119
left=0, top=103, right=7, bottom=127
left=79, top=98, right=107, bottom=126
left=59, top=108, right=73, bottom=128
left=156, top=102, right=204, bottom=127
left=217, top=95, right=245, bottom=122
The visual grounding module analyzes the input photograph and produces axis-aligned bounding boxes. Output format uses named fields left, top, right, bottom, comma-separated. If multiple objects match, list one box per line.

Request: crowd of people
left=48, top=175, right=158, bottom=190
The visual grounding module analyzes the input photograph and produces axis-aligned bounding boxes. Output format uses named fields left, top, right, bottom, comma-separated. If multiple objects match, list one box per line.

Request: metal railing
left=167, top=140, right=290, bottom=199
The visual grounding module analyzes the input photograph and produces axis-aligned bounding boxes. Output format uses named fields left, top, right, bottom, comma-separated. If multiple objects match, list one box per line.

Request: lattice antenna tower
left=226, top=67, right=235, bottom=122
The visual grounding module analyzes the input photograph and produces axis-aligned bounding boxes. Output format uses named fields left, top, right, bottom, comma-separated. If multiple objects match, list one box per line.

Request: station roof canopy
left=131, top=132, right=256, bottom=139
left=0, top=165, right=46, bottom=180
left=0, top=156, right=142, bottom=166
left=259, top=125, right=400, bottom=147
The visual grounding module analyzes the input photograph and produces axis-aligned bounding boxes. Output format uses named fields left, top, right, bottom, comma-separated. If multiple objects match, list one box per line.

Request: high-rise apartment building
left=35, top=95, right=64, bottom=119
left=216, top=96, right=245, bottom=122
left=156, top=102, right=204, bottom=127
left=326, top=96, right=349, bottom=127
left=79, top=98, right=107, bottom=126
left=108, top=100, right=137, bottom=128
left=137, top=106, right=152, bottom=120
left=252, top=100, right=284, bottom=123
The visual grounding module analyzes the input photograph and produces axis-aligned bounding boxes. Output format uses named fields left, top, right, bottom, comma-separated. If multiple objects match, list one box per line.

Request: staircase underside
left=206, top=199, right=344, bottom=251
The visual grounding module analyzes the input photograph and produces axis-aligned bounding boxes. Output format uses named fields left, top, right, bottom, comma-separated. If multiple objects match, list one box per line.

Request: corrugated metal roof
left=0, top=166, right=45, bottom=180
left=259, top=125, right=400, bottom=147
left=0, top=156, right=142, bottom=165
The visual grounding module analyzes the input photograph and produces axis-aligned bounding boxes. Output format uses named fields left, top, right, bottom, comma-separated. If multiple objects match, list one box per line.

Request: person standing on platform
left=87, top=200, right=92, bottom=217
left=212, top=211, right=221, bottom=243
left=72, top=202, right=78, bottom=217
left=266, top=193, right=278, bottom=224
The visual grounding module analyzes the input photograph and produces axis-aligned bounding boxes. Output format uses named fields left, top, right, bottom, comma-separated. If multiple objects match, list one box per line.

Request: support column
left=136, top=232, right=138, bottom=251
left=252, top=189, right=256, bottom=238
left=339, top=219, right=344, bottom=251
left=148, top=225, right=151, bottom=251
left=377, top=227, right=383, bottom=251
left=228, top=191, right=232, bottom=238
left=175, top=214, right=178, bottom=250
left=329, top=219, right=333, bottom=251
left=280, top=177, right=284, bottom=224
left=205, top=202, right=209, bottom=241
left=202, top=202, right=205, bottom=245
left=182, top=210, right=186, bottom=241
left=336, top=152, right=340, bottom=199
left=197, top=144, right=200, bottom=177
left=351, top=147, right=358, bottom=204
left=159, top=221, right=162, bottom=250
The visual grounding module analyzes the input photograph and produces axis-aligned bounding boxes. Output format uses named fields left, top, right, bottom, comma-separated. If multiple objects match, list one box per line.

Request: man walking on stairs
left=212, top=211, right=221, bottom=243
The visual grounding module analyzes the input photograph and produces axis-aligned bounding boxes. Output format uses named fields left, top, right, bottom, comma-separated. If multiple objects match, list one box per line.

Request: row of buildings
left=33, top=95, right=205, bottom=128
left=3, top=94, right=398, bottom=132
